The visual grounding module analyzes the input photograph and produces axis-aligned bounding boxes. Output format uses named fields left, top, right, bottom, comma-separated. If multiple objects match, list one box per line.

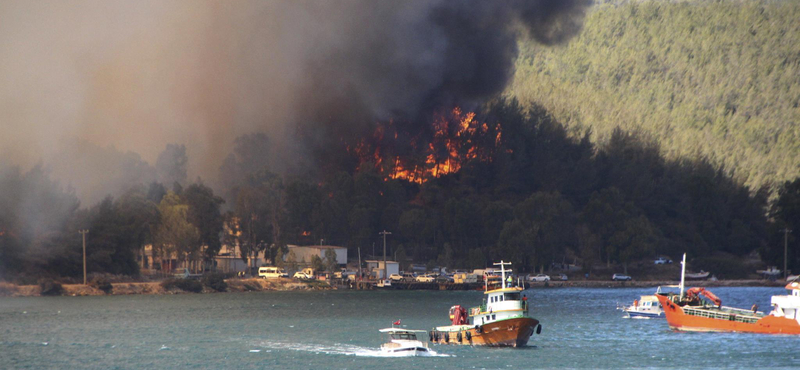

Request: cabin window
left=500, top=296, right=504, bottom=301
left=492, top=314, right=496, bottom=320
left=391, top=333, right=416, bottom=340
left=504, top=293, right=520, bottom=301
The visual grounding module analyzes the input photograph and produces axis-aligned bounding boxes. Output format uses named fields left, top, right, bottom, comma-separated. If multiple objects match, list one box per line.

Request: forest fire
left=350, top=108, right=505, bottom=184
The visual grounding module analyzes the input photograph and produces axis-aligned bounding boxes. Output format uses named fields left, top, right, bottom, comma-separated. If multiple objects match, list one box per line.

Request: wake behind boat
left=379, top=326, right=436, bottom=356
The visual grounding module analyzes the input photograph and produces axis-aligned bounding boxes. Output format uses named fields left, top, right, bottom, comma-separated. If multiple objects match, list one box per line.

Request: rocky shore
left=0, top=278, right=334, bottom=297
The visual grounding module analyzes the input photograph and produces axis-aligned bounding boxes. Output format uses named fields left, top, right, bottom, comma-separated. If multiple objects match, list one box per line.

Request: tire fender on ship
left=536, top=324, right=542, bottom=335
left=475, top=325, right=482, bottom=334
left=465, top=331, right=472, bottom=341
left=457, top=331, right=462, bottom=343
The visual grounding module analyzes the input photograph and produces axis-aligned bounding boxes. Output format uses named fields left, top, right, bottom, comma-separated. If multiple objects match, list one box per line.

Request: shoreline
left=0, top=278, right=335, bottom=298
left=0, top=278, right=788, bottom=298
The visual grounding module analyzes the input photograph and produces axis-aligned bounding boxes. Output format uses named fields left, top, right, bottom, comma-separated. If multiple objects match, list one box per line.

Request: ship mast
left=494, top=260, right=512, bottom=289
left=680, top=253, right=686, bottom=298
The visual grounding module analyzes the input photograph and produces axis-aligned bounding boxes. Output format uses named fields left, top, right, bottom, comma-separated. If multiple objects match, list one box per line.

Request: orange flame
left=352, top=107, right=505, bottom=184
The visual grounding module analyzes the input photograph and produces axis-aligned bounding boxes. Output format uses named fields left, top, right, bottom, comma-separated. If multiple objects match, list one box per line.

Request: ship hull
left=623, top=309, right=663, bottom=319
left=431, top=317, right=539, bottom=347
left=657, top=294, right=800, bottom=334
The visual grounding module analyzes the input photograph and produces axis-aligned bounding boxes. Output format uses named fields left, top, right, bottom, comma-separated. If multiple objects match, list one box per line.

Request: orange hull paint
left=432, top=317, right=539, bottom=347
left=657, top=294, right=800, bottom=334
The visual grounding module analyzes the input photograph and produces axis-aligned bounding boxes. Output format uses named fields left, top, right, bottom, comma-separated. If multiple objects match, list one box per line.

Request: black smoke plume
left=291, top=0, right=592, bottom=176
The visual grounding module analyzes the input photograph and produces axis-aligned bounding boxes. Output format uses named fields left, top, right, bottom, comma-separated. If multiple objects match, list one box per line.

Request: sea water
left=2, top=287, right=799, bottom=369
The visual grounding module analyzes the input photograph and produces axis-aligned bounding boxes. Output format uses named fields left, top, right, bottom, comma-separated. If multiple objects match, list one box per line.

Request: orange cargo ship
left=429, top=261, right=541, bottom=347
left=656, top=254, right=800, bottom=334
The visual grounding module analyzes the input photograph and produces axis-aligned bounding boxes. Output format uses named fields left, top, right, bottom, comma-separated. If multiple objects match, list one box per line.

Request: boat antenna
left=680, top=253, right=686, bottom=298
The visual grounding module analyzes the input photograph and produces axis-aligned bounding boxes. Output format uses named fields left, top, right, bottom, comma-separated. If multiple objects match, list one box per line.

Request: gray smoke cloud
left=0, top=0, right=591, bottom=204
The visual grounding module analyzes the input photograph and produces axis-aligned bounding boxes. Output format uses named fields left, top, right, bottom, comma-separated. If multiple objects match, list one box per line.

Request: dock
left=347, top=280, right=485, bottom=290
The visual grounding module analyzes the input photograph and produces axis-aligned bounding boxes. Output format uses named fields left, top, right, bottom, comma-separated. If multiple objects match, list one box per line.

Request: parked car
left=528, top=274, right=550, bottom=282
left=436, top=274, right=454, bottom=283
left=556, top=273, right=568, bottom=281
left=293, top=271, right=312, bottom=279
left=402, top=272, right=417, bottom=281
left=612, top=273, right=632, bottom=281
left=333, top=270, right=355, bottom=279
left=415, top=274, right=436, bottom=283
left=389, top=273, right=404, bottom=281
left=654, top=257, right=673, bottom=265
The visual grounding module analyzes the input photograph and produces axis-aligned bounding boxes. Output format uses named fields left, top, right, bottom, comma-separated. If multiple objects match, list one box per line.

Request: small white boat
left=619, top=293, right=663, bottom=319
left=379, top=327, right=435, bottom=356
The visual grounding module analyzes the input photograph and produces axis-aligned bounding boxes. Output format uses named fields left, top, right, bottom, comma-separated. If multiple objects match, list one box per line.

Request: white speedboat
left=379, top=328, right=435, bottom=356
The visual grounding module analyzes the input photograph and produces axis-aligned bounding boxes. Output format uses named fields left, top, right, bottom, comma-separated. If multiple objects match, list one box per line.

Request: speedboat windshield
left=391, top=333, right=417, bottom=340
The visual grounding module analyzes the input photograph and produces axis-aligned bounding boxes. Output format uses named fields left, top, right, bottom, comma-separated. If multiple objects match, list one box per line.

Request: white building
left=366, top=260, right=399, bottom=279
left=285, top=245, right=347, bottom=266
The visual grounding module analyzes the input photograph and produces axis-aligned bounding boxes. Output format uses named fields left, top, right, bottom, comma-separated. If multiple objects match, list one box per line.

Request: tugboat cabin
left=469, top=262, right=529, bottom=326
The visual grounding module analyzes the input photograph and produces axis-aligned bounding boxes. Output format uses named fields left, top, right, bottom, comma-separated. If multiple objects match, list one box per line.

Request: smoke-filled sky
left=0, top=0, right=590, bottom=204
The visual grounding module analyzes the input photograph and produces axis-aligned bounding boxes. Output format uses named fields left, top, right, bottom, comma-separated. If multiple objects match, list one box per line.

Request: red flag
left=393, top=319, right=401, bottom=326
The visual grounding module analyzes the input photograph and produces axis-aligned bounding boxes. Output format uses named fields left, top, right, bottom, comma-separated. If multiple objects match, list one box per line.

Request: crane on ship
left=684, top=287, right=722, bottom=307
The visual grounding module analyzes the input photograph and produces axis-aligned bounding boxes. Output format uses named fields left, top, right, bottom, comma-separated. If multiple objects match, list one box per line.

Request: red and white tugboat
left=429, top=261, right=541, bottom=347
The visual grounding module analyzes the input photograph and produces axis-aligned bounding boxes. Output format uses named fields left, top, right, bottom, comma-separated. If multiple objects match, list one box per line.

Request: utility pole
left=379, top=230, right=391, bottom=279
left=79, top=230, right=89, bottom=285
left=782, top=228, right=792, bottom=280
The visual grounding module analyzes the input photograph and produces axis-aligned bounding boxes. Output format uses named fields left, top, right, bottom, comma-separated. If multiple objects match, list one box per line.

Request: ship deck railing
left=683, top=306, right=762, bottom=324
